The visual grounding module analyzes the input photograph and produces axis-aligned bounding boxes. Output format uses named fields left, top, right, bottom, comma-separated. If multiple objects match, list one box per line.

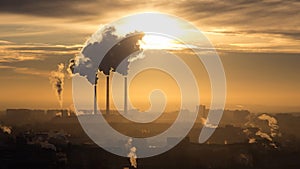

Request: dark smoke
left=67, top=59, right=75, bottom=77
left=99, top=32, right=144, bottom=76
left=73, top=26, right=144, bottom=84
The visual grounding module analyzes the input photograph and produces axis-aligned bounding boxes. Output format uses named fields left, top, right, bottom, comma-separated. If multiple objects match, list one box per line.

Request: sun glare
left=112, top=12, right=199, bottom=50
left=115, top=12, right=186, bottom=39
left=139, top=34, right=184, bottom=50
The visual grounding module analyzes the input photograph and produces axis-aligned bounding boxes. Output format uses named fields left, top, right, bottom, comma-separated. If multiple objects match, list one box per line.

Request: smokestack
left=106, top=75, right=110, bottom=115
left=124, top=76, right=128, bottom=114
left=94, top=73, right=98, bottom=115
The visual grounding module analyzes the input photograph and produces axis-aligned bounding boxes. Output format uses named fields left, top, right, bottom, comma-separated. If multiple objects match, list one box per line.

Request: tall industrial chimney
left=94, top=84, right=97, bottom=115
left=106, top=75, right=110, bottom=115
left=124, top=76, right=128, bottom=114
left=94, top=73, right=98, bottom=115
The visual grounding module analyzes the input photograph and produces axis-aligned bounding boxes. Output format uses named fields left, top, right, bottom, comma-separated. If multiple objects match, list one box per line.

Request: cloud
left=174, top=0, right=300, bottom=38
left=0, top=0, right=93, bottom=17
left=14, top=67, right=49, bottom=77
left=0, top=65, right=49, bottom=78
left=0, top=0, right=299, bottom=54
left=0, top=40, right=14, bottom=45
left=0, top=0, right=162, bottom=19
left=0, top=41, right=79, bottom=80
left=0, top=42, right=80, bottom=63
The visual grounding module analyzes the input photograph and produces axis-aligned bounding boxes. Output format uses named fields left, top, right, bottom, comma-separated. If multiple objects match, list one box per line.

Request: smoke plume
left=128, top=147, right=137, bottom=168
left=255, top=130, right=273, bottom=142
left=73, top=26, right=144, bottom=84
left=125, top=138, right=137, bottom=168
left=50, top=63, right=65, bottom=108
left=0, top=125, right=12, bottom=134
left=67, top=59, right=75, bottom=77
left=244, top=113, right=280, bottom=147
left=258, top=113, right=280, bottom=138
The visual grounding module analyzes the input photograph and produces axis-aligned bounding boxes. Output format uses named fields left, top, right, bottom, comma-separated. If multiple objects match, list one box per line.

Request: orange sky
left=0, top=0, right=299, bottom=112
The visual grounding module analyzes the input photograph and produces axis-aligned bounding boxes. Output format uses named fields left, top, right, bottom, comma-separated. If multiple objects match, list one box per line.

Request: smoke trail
left=255, top=130, right=273, bottom=142
left=244, top=113, right=280, bottom=147
left=125, top=138, right=137, bottom=168
left=128, top=147, right=137, bottom=168
left=248, top=138, right=256, bottom=144
left=50, top=63, right=65, bottom=108
left=71, top=26, right=144, bottom=85
left=258, top=113, right=279, bottom=137
left=0, top=125, right=12, bottom=134
left=67, top=59, right=75, bottom=77
left=243, top=129, right=257, bottom=143
left=244, top=113, right=280, bottom=141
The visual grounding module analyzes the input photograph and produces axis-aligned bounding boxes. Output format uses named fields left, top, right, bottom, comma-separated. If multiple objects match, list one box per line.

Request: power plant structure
left=93, top=72, right=128, bottom=115
left=93, top=33, right=144, bottom=115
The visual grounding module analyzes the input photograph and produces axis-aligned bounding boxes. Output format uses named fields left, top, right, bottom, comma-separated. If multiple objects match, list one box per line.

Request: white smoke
left=128, top=47, right=145, bottom=62
left=0, top=125, right=12, bottom=134
left=128, top=147, right=137, bottom=168
left=49, top=63, right=65, bottom=108
left=125, top=138, right=137, bottom=168
left=255, top=130, right=272, bottom=142
left=258, top=114, right=280, bottom=137
left=243, top=129, right=256, bottom=144
left=203, top=117, right=218, bottom=129
left=248, top=138, right=256, bottom=144
left=244, top=113, right=280, bottom=147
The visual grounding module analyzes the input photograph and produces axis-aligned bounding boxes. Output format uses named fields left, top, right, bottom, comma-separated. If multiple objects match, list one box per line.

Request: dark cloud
left=1, top=0, right=299, bottom=41
left=0, top=0, right=157, bottom=18
left=0, top=0, right=93, bottom=17
left=176, top=0, right=300, bottom=29
left=8, top=46, right=81, bottom=52
left=171, top=0, right=300, bottom=41
left=207, top=29, right=300, bottom=41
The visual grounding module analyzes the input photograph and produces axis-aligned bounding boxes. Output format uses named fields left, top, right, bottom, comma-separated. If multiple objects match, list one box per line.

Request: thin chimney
left=124, top=76, right=128, bottom=114
left=106, top=74, right=110, bottom=115
left=94, top=73, right=98, bottom=115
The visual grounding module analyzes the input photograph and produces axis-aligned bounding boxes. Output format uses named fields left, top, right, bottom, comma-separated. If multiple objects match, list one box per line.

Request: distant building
left=197, top=105, right=207, bottom=118
left=206, top=125, right=247, bottom=144
left=220, top=109, right=250, bottom=127
left=6, top=109, right=32, bottom=125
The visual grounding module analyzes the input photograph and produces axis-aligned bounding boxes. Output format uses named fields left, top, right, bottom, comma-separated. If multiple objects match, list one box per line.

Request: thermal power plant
left=93, top=73, right=128, bottom=115
left=89, top=33, right=144, bottom=115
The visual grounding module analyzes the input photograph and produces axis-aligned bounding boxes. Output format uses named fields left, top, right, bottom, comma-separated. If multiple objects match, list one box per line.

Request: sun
left=112, top=12, right=197, bottom=50
left=115, top=12, right=186, bottom=38
left=139, top=34, right=184, bottom=50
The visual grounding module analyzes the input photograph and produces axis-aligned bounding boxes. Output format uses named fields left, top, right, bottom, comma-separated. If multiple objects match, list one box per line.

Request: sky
left=0, top=0, right=299, bottom=112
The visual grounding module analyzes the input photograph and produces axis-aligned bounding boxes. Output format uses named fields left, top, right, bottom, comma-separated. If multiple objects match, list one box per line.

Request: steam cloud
left=258, top=113, right=280, bottom=138
left=244, top=113, right=280, bottom=147
left=255, top=130, right=273, bottom=142
left=50, top=63, right=65, bottom=108
left=125, top=138, right=137, bottom=168
left=72, top=26, right=144, bottom=84
left=128, top=147, right=137, bottom=168
left=0, top=124, right=12, bottom=134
